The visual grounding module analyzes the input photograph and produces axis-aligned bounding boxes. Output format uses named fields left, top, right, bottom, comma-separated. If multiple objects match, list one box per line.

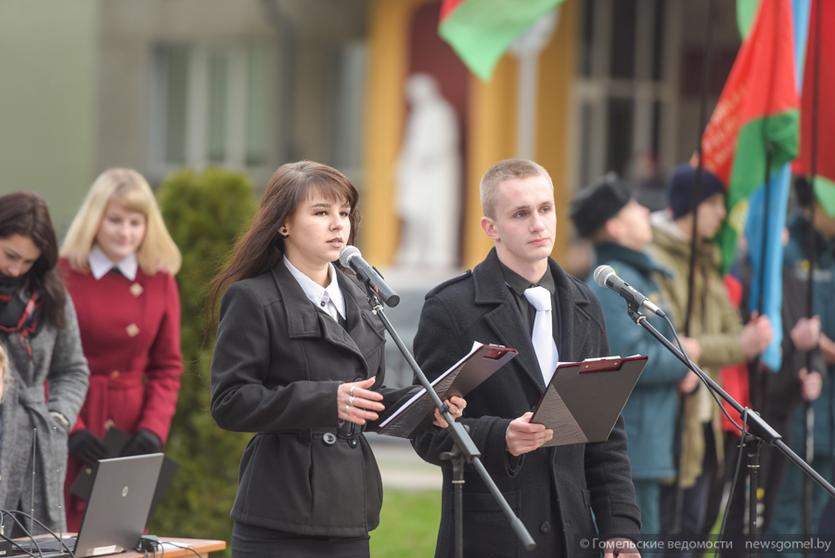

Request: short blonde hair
left=479, top=159, right=553, bottom=217
left=61, top=168, right=181, bottom=275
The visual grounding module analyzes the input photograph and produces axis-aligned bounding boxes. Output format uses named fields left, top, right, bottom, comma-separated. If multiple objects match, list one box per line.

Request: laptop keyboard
left=9, top=536, right=75, bottom=557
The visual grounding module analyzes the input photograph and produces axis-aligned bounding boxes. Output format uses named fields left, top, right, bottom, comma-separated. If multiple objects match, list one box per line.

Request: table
left=121, top=537, right=226, bottom=557
left=9, top=535, right=226, bottom=557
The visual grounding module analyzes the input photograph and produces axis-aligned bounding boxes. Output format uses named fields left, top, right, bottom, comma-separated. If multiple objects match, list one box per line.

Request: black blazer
left=210, top=261, right=407, bottom=537
left=412, top=249, right=641, bottom=558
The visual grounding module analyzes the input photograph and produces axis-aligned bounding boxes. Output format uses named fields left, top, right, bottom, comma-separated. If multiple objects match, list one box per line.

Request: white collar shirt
left=283, top=256, right=347, bottom=323
left=88, top=245, right=138, bottom=281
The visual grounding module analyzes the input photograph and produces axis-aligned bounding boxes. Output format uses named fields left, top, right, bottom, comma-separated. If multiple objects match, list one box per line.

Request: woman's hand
left=433, top=395, right=467, bottom=428
left=338, top=377, right=385, bottom=425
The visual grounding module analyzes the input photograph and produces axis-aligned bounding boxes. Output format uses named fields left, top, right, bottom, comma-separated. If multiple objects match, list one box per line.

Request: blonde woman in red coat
left=59, top=168, right=183, bottom=531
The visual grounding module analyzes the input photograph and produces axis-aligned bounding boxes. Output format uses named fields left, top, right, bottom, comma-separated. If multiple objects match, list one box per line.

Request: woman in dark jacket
left=209, top=161, right=463, bottom=558
left=0, top=192, right=89, bottom=535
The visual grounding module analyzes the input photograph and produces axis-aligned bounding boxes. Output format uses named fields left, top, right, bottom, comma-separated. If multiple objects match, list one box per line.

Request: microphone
left=593, top=264, right=666, bottom=318
left=339, top=246, right=400, bottom=307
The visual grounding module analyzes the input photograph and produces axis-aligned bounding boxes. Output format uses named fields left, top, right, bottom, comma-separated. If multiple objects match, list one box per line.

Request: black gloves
left=121, top=428, right=162, bottom=456
left=68, top=430, right=107, bottom=465
left=70, top=428, right=162, bottom=463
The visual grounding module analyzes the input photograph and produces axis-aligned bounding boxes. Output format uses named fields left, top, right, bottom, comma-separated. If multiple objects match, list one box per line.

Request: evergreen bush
left=151, top=167, right=256, bottom=552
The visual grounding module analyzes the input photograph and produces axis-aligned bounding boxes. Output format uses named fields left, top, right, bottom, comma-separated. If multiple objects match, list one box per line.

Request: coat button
left=348, top=438, right=358, bottom=448
left=539, top=521, right=551, bottom=533
left=110, top=370, right=120, bottom=379
left=322, top=432, right=337, bottom=445
left=126, top=323, right=140, bottom=337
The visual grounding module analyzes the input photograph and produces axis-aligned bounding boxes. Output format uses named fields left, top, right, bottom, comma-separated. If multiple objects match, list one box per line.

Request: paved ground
left=367, top=433, right=442, bottom=491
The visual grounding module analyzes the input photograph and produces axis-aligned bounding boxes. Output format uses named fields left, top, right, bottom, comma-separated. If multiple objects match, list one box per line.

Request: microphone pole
left=360, top=284, right=536, bottom=557
left=623, top=302, right=835, bottom=505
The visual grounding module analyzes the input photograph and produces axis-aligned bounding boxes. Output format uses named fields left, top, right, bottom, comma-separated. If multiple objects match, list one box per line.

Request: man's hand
left=678, top=371, right=700, bottom=395
left=790, top=316, right=821, bottom=351
left=820, top=333, right=835, bottom=365
left=740, top=313, right=774, bottom=359
left=603, top=537, right=640, bottom=558
left=679, top=336, right=701, bottom=364
left=433, top=395, right=467, bottom=428
left=798, top=368, right=823, bottom=402
left=505, top=411, right=553, bottom=456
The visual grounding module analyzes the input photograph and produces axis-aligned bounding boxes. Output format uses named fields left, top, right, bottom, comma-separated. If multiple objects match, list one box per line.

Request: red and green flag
left=700, top=0, right=799, bottom=271
left=793, top=0, right=835, bottom=217
left=439, top=0, right=563, bottom=81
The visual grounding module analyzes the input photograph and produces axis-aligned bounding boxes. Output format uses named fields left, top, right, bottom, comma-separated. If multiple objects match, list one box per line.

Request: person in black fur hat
left=570, top=172, right=632, bottom=238
left=572, top=173, right=699, bottom=536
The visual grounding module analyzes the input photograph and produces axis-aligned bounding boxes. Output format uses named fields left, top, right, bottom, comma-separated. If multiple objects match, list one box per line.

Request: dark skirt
left=232, top=521, right=370, bottom=558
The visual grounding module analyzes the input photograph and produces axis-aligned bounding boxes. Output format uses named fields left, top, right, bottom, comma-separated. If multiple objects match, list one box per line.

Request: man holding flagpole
left=649, top=165, right=774, bottom=543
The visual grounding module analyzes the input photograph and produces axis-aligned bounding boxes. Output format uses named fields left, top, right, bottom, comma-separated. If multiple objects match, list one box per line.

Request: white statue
left=395, top=73, right=461, bottom=270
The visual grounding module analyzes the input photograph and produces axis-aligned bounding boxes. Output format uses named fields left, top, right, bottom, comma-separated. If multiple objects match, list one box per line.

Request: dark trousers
left=660, top=424, right=719, bottom=558
left=718, top=433, right=750, bottom=537
left=231, top=521, right=370, bottom=558
left=816, top=478, right=835, bottom=558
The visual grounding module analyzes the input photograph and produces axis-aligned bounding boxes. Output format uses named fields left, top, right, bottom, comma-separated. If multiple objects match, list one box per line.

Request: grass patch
left=370, top=489, right=442, bottom=557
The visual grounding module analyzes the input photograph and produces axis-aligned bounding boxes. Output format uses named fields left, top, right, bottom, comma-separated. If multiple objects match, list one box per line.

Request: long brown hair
left=0, top=192, right=67, bottom=328
left=208, top=161, right=360, bottom=313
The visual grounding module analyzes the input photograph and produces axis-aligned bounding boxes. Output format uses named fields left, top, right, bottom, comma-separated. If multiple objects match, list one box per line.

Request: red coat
left=60, top=258, right=182, bottom=529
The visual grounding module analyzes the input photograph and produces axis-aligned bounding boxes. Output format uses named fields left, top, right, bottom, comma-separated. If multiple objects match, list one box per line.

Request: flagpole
left=510, top=10, right=558, bottom=159
left=672, top=0, right=715, bottom=536
left=802, top=0, right=823, bottom=536
left=742, top=1, right=790, bottom=541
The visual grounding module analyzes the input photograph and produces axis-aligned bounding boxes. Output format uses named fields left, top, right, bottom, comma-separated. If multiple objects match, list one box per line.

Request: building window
left=150, top=43, right=278, bottom=181
left=325, top=40, right=367, bottom=186
left=571, top=0, right=680, bottom=194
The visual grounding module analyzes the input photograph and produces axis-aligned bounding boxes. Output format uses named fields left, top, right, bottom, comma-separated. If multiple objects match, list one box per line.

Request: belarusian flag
left=794, top=0, right=835, bottom=217
left=744, top=0, right=812, bottom=373
left=700, top=0, right=799, bottom=272
left=438, top=0, right=563, bottom=81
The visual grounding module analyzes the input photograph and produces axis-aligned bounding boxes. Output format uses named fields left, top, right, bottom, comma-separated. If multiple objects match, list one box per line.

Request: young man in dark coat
left=571, top=174, right=698, bottom=536
left=412, top=159, right=641, bottom=558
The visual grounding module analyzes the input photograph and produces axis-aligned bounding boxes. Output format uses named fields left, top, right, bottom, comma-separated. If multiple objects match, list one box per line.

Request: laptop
left=14, top=453, right=164, bottom=557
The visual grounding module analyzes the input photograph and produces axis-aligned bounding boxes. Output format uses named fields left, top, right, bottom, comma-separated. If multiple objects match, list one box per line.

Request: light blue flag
left=744, top=0, right=810, bottom=372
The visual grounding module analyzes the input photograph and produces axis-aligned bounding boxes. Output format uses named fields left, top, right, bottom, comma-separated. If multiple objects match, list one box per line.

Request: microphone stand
left=361, top=284, right=536, bottom=557
left=626, top=303, right=835, bottom=553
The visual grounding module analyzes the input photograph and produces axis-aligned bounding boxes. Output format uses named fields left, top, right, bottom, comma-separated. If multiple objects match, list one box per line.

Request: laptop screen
left=75, top=453, right=164, bottom=557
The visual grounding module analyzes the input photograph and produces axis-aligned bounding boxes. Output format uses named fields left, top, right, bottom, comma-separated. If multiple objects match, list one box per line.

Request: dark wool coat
left=412, top=249, right=640, bottom=558
left=210, top=261, right=410, bottom=537
left=0, top=299, right=89, bottom=533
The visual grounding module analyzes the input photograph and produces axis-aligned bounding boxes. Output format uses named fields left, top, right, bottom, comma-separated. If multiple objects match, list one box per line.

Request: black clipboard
left=70, top=427, right=132, bottom=499
left=71, top=427, right=178, bottom=514
left=376, top=342, right=518, bottom=438
left=531, top=355, right=647, bottom=446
